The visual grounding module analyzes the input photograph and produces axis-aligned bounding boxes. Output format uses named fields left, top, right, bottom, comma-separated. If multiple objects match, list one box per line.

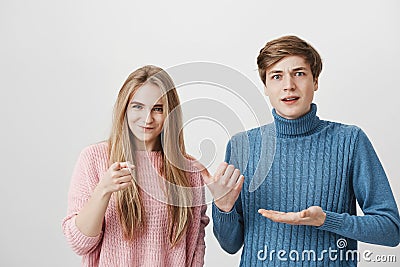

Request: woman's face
left=126, top=82, right=166, bottom=151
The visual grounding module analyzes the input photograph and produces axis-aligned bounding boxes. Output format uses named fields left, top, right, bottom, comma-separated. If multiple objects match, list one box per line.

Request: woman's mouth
left=140, top=126, right=154, bottom=132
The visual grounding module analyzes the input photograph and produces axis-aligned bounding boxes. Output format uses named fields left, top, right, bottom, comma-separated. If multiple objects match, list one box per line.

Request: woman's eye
left=153, top=107, right=163, bottom=112
left=132, top=105, right=143, bottom=110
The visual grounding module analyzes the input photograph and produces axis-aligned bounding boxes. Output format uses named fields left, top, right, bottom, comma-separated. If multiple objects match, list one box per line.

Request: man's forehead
left=267, top=56, right=310, bottom=72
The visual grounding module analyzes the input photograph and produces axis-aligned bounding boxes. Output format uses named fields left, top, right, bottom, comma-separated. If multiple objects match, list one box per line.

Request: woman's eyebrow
left=130, top=101, right=144, bottom=105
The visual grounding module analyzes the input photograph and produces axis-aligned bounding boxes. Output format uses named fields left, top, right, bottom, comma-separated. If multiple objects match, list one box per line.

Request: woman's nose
left=143, top=110, right=154, bottom=124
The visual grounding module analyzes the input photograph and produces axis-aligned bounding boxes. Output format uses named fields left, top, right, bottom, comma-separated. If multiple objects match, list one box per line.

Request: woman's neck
left=134, top=138, right=162, bottom=151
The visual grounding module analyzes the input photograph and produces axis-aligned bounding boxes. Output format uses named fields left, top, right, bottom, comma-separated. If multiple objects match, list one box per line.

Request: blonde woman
left=62, top=65, right=209, bottom=266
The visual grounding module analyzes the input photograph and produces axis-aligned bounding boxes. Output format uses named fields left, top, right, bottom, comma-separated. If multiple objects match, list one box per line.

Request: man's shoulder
left=323, top=120, right=362, bottom=136
left=229, top=121, right=363, bottom=143
left=231, top=123, right=273, bottom=140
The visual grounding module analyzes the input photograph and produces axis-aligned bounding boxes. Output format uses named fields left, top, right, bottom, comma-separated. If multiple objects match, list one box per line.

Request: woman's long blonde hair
left=108, top=65, right=192, bottom=246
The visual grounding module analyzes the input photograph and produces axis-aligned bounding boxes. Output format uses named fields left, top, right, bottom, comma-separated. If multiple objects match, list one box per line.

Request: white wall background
left=1, top=0, right=399, bottom=266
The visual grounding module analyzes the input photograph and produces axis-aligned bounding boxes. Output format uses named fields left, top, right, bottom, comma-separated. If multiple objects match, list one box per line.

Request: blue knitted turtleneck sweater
left=212, top=104, right=400, bottom=266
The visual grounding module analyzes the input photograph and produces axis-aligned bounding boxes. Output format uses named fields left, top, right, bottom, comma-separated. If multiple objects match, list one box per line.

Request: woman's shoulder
left=80, top=141, right=108, bottom=156
left=183, top=155, right=205, bottom=187
left=76, top=141, right=109, bottom=168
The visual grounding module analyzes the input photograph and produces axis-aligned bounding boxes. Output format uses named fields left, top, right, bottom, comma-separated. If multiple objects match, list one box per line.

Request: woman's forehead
left=131, top=83, right=164, bottom=105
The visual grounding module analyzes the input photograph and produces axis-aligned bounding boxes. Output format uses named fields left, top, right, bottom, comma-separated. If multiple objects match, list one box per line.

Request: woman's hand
left=75, top=161, right=135, bottom=237
left=97, top=162, right=135, bottom=196
left=195, top=161, right=244, bottom=213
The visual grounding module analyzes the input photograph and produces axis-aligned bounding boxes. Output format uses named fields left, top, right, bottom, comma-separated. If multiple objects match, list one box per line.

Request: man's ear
left=314, top=78, right=319, bottom=91
left=264, top=84, right=269, bottom=96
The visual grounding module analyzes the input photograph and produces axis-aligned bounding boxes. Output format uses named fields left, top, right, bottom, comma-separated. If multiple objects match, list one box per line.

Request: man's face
left=264, top=55, right=318, bottom=120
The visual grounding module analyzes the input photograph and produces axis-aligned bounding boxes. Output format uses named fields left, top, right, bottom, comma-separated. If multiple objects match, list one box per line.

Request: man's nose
left=283, top=75, right=295, bottom=91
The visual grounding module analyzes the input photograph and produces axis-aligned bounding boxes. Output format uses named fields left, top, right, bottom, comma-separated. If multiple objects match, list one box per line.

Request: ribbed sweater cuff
left=192, top=253, right=205, bottom=267
left=68, top=215, right=102, bottom=250
left=212, top=202, right=240, bottom=223
left=317, top=210, right=344, bottom=232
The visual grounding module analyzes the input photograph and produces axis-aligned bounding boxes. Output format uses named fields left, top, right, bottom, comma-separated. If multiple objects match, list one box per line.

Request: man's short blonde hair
left=257, top=35, right=323, bottom=85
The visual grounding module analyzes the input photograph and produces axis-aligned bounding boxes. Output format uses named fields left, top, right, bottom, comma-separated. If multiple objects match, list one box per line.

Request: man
left=199, top=35, right=400, bottom=266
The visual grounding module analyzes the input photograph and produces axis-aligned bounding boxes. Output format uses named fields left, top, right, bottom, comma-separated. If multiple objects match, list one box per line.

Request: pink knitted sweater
left=62, top=142, right=209, bottom=267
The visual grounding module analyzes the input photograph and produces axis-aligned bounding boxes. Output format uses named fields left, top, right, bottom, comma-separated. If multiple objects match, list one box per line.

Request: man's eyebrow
left=267, top=66, right=308, bottom=75
left=267, top=70, right=283, bottom=75
left=292, top=66, right=308, bottom=72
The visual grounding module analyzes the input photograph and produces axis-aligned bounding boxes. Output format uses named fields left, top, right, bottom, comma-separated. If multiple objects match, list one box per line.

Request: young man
left=199, top=35, right=400, bottom=266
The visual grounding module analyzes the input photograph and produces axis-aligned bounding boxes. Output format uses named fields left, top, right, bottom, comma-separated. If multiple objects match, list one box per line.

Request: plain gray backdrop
left=1, top=0, right=399, bottom=266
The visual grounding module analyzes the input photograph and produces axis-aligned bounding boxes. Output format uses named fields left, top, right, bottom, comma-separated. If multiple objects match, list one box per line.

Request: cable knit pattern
left=62, top=142, right=209, bottom=267
left=212, top=104, right=400, bottom=266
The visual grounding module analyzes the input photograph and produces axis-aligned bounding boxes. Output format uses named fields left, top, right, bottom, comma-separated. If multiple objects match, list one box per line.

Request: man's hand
left=258, top=206, right=326, bottom=227
left=194, top=161, right=244, bottom=212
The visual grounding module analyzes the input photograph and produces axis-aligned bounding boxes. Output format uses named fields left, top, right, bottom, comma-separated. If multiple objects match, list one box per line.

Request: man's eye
left=295, top=72, right=305, bottom=77
left=272, top=75, right=281, bottom=80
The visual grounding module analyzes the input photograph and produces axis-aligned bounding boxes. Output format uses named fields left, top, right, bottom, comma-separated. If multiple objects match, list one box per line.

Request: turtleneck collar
left=272, top=103, right=323, bottom=138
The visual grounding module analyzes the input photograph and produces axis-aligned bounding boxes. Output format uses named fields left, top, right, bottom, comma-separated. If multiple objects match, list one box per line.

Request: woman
left=62, top=65, right=209, bottom=266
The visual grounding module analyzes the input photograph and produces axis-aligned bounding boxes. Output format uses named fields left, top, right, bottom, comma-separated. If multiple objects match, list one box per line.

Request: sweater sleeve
left=192, top=204, right=210, bottom=266
left=62, top=146, right=104, bottom=255
left=212, top=140, right=245, bottom=254
left=212, top=198, right=244, bottom=254
left=317, top=129, right=400, bottom=247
